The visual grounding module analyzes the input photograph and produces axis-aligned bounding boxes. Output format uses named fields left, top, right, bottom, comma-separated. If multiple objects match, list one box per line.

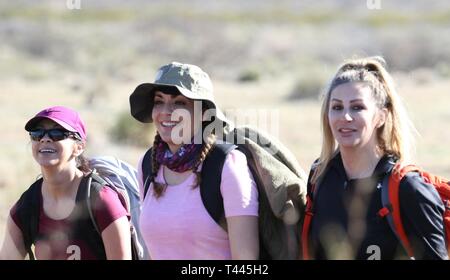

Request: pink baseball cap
left=24, top=106, right=87, bottom=140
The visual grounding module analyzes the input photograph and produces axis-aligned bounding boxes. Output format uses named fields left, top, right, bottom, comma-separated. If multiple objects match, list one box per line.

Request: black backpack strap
left=85, top=172, right=140, bottom=260
left=79, top=172, right=108, bottom=259
left=142, top=148, right=153, bottom=199
left=200, top=143, right=237, bottom=232
left=16, top=179, right=43, bottom=260
left=86, top=172, right=106, bottom=234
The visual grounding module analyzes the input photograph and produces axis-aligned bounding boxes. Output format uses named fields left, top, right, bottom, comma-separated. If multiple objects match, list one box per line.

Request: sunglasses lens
left=29, top=129, right=71, bottom=141
left=48, top=129, right=66, bottom=141
left=29, top=129, right=45, bottom=141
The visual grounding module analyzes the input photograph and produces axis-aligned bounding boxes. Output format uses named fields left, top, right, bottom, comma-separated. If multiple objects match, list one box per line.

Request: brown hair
left=76, top=154, right=91, bottom=174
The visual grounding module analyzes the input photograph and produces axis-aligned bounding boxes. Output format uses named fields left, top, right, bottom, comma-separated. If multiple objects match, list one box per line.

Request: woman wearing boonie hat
left=0, top=106, right=132, bottom=260
left=130, top=62, right=259, bottom=259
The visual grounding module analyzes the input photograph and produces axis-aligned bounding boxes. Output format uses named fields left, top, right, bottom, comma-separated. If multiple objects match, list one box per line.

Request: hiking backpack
left=89, top=156, right=148, bottom=260
left=16, top=156, right=146, bottom=260
left=142, top=126, right=307, bottom=260
left=377, top=163, right=450, bottom=259
left=301, top=162, right=450, bottom=259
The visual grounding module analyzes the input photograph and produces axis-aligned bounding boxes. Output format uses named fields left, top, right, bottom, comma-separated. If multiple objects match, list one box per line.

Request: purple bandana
left=155, top=141, right=202, bottom=173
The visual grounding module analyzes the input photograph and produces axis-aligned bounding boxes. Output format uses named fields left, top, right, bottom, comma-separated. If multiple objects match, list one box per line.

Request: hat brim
left=25, top=116, right=80, bottom=134
left=129, top=82, right=230, bottom=126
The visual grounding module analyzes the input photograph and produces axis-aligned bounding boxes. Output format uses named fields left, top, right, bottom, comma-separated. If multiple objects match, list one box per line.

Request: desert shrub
left=436, top=63, right=450, bottom=78
left=109, top=111, right=155, bottom=147
left=287, top=70, right=328, bottom=101
left=379, top=27, right=450, bottom=71
left=238, top=68, right=260, bottom=83
left=410, top=68, right=438, bottom=85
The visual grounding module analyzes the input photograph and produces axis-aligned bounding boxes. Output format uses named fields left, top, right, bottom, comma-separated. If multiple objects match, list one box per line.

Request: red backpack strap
left=300, top=171, right=323, bottom=260
left=301, top=183, right=316, bottom=260
left=301, top=163, right=329, bottom=260
left=385, top=163, right=420, bottom=259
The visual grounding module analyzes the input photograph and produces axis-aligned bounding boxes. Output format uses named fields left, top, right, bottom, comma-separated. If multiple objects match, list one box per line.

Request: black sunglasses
left=29, top=128, right=81, bottom=142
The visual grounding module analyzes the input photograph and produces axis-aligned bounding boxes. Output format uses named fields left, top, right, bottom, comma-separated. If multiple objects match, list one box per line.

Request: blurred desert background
left=1, top=0, right=450, bottom=244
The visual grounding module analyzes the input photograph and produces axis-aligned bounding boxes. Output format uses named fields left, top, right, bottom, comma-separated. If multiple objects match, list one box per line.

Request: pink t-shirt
left=138, top=149, right=258, bottom=260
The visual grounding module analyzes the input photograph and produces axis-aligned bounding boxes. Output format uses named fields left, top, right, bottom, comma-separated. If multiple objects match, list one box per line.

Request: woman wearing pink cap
left=0, top=106, right=132, bottom=260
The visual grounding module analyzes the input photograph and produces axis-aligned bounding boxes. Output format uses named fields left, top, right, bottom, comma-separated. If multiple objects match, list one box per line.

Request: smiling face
left=30, top=119, right=84, bottom=170
left=328, top=82, right=387, bottom=153
left=151, top=90, right=201, bottom=152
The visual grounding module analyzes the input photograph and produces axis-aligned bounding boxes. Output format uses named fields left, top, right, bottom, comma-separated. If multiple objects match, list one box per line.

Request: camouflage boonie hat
left=129, top=62, right=229, bottom=125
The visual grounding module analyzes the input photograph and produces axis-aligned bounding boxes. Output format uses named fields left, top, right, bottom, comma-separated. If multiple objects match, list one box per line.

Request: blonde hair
left=311, top=56, right=416, bottom=184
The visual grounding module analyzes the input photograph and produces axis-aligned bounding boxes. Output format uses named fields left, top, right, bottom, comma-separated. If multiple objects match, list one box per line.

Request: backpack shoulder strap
left=380, top=163, right=420, bottom=259
left=85, top=172, right=107, bottom=235
left=301, top=166, right=319, bottom=260
left=200, top=143, right=237, bottom=232
left=85, top=172, right=141, bottom=260
left=142, top=148, right=153, bottom=199
left=79, top=173, right=117, bottom=259
left=16, top=179, right=43, bottom=260
left=302, top=161, right=330, bottom=260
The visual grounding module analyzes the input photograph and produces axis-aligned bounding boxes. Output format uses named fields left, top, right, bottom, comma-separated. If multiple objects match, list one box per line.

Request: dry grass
left=1, top=0, right=450, bottom=251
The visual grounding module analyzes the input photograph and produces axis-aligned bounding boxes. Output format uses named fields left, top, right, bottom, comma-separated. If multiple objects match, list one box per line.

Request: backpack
left=301, top=162, right=450, bottom=259
left=16, top=156, right=146, bottom=260
left=377, top=163, right=450, bottom=259
left=142, top=126, right=307, bottom=260
left=89, top=156, right=148, bottom=260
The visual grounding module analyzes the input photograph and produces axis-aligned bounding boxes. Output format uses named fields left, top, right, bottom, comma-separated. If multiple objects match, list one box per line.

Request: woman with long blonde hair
left=302, top=57, right=448, bottom=260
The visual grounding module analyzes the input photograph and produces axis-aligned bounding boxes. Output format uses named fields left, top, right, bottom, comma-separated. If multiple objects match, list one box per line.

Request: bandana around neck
left=155, top=141, right=202, bottom=173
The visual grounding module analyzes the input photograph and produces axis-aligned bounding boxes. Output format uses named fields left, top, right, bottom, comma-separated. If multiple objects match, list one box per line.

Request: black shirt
left=308, top=153, right=448, bottom=260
